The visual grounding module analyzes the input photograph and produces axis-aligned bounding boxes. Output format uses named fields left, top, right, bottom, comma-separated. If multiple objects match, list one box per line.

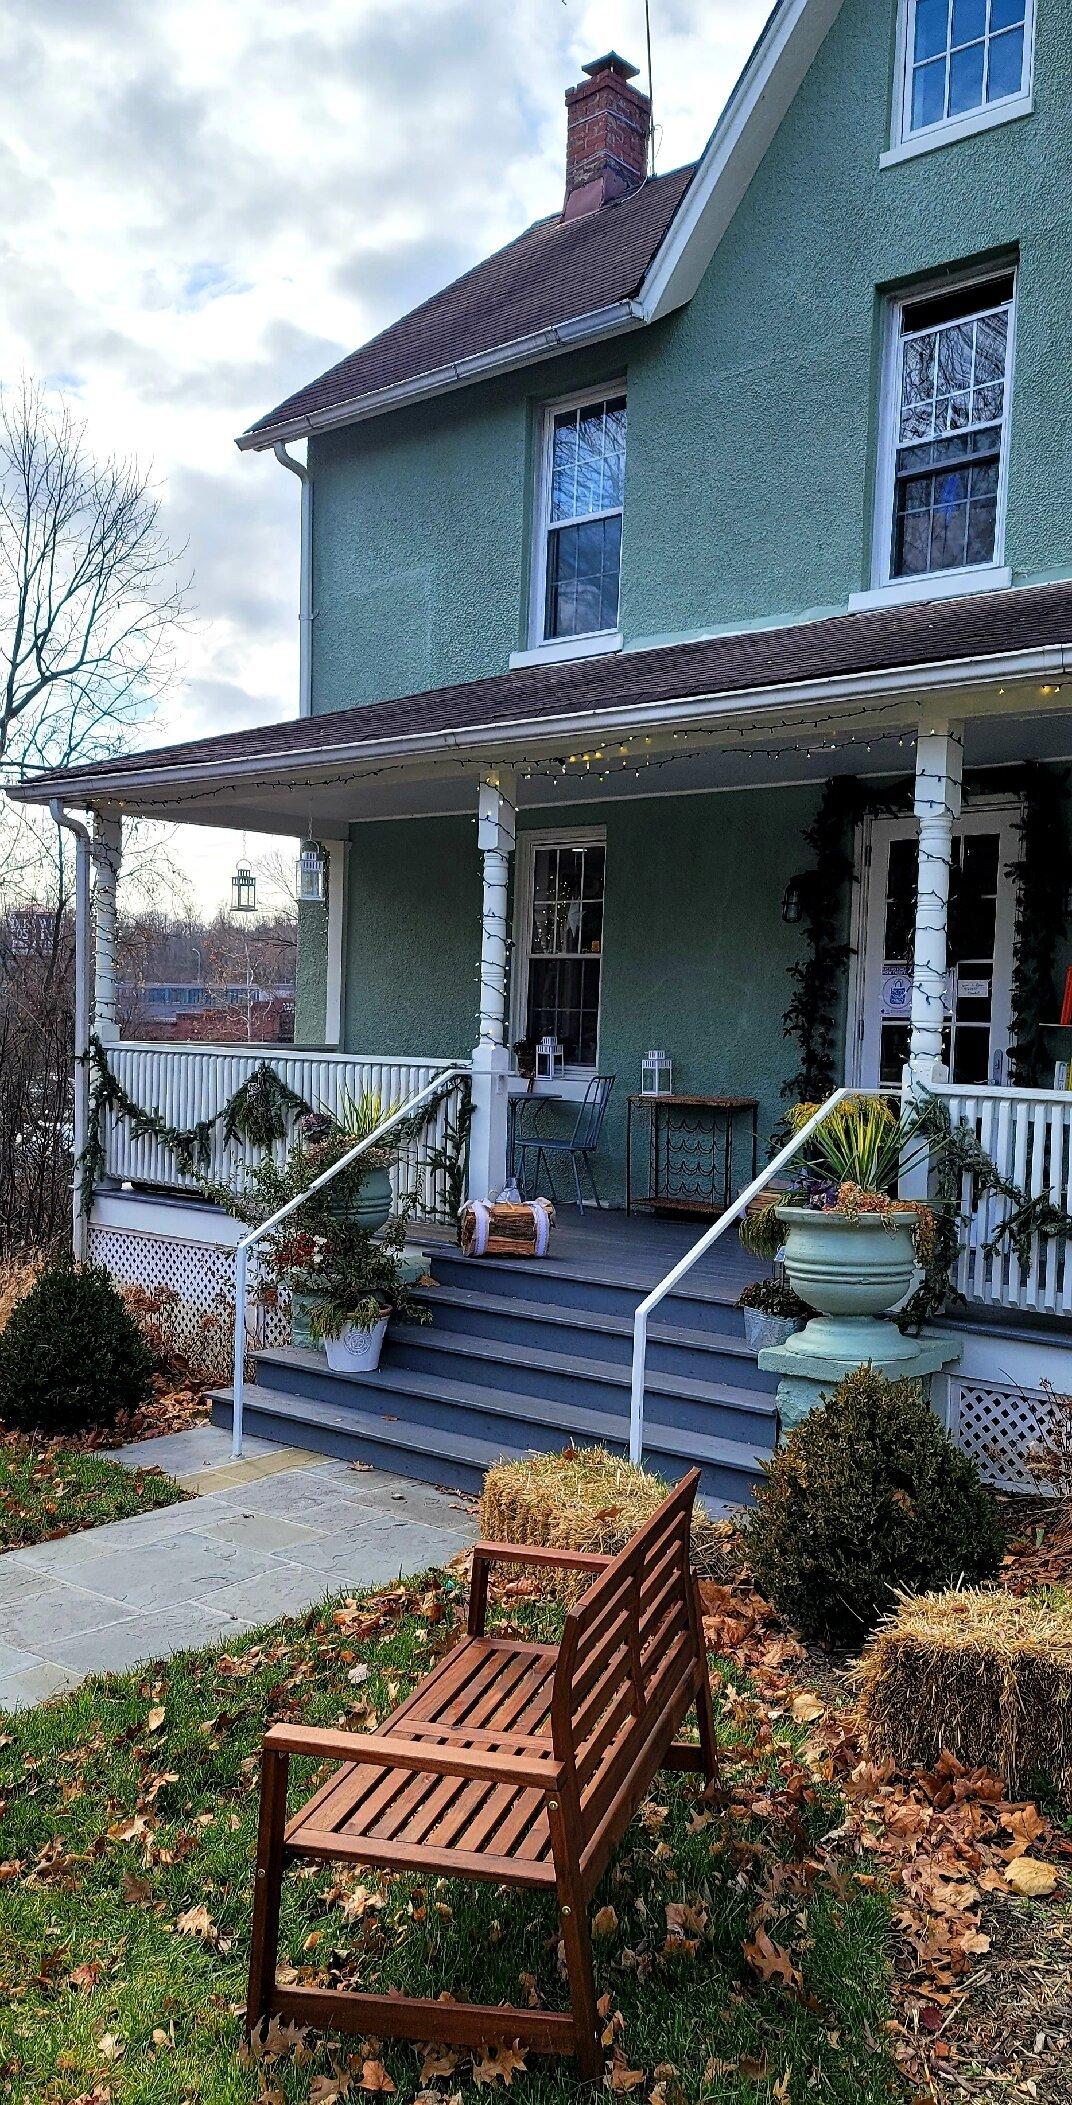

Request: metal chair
left=514, top=1075, right=615, bottom=1213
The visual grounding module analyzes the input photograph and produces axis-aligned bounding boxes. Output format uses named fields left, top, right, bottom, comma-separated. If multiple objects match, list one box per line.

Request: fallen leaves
left=1004, top=1857, right=1058, bottom=1899
left=742, top=1925, right=803, bottom=1994
left=174, top=1901, right=231, bottom=1950
left=592, top=1904, right=618, bottom=1938
left=470, top=2046, right=527, bottom=2086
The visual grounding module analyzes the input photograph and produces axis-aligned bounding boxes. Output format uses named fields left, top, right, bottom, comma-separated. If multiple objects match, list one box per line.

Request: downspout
left=273, top=440, right=312, bottom=717
left=50, top=801, right=94, bottom=1259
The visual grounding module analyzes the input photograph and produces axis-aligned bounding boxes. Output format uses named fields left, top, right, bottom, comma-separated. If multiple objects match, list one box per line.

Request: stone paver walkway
left=0, top=1428, right=476, bottom=1711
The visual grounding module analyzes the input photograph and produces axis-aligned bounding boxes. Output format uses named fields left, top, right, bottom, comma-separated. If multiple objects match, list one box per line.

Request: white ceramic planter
left=324, top=1313, right=390, bottom=1374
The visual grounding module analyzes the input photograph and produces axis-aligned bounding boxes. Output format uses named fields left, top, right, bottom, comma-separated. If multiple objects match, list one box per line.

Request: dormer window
left=529, top=388, right=626, bottom=652
left=887, top=0, right=1035, bottom=162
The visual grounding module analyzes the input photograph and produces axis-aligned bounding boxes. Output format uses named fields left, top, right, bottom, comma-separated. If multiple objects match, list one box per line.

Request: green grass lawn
left=0, top=1576, right=902, bottom=2105
left=0, top=1442, right=186, bottom=1553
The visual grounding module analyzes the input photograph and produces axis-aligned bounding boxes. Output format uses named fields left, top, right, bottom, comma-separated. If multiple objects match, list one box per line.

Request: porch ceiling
left=10, top=579, right=1072, bottom=834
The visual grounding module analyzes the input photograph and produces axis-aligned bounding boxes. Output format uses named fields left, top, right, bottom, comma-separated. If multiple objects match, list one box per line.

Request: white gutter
left=13, top=641, right=1070, bottom=807
left=272, top=442, right=313, bottom=717
left=238, top=300, right=645, bottom=452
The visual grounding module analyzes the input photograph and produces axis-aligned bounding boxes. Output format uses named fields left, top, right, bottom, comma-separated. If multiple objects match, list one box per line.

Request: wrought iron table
left=626, top=1094, right=759, bottom=1218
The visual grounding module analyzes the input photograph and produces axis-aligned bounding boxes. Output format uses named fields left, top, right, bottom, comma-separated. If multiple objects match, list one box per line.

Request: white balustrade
left=934, top=1082, right=1072, bottom=1315
left=101, top=1044, right=467, bottom=1220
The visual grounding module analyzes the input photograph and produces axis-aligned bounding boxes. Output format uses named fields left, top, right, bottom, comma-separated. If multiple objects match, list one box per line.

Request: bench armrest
left=467, top=1540, right=612, bottom=1634
left=263, top=1721, right=564, bottom=1793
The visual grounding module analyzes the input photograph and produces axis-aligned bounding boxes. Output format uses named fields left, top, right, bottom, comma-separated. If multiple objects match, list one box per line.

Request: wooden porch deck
left=419, top=1205, right=767, bottom=1302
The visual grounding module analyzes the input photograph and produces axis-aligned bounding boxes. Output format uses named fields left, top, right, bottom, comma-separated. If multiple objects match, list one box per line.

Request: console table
left=626, top=1094, right=759, bottom=1218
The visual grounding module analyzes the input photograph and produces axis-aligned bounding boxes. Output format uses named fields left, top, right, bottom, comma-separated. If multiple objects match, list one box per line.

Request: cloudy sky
left=0, top=0, right=768, bottom=909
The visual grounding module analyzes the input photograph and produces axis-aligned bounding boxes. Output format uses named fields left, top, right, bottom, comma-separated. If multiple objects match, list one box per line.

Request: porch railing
left=100, top=1044, right=466, bottom=1219
left=629, top=1088, right=855, bottom=1465
left=932, top=1081, right=1072, bottom=1316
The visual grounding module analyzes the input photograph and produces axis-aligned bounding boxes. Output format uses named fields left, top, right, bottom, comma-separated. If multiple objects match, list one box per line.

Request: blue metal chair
left=514, top=1075, right=615, bottom=1212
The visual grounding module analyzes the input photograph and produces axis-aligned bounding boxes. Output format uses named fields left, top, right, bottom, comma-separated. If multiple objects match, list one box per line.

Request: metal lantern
left=231, top=861, right=257, bottom=914
left=642, top=1049, right=673, bottom=1097
left=536, top=1034, right=564, bottom=1080
left=296, top=842, right=328, bottom=904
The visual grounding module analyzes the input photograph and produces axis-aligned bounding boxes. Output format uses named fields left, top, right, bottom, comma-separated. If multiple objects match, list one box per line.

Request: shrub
left=746, top=1367, right=1004, bottom=1645
left=0, top=1262, right=156, bottom=1437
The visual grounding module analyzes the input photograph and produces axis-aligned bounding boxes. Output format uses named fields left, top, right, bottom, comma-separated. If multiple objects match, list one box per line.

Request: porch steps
left=212, top=1353, right=772, bottom=1508
left=210, top=1227, right=780, bottom=1511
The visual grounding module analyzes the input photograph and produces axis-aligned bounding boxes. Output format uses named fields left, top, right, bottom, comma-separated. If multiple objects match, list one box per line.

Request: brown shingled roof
left=17, top=582, right=1072, bottom=798
left=241, top=166, right=695, bottom=445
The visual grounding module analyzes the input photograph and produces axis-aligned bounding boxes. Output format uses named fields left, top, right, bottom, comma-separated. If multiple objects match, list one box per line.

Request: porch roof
left=13, top=579, right=1072, bottom=827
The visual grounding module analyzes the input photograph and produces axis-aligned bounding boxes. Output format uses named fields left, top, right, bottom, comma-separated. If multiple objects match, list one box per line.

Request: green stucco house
left=16, top=0, right=1072, bottom=1500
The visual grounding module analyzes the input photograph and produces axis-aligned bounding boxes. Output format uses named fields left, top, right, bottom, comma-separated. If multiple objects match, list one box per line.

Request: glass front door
left=856, top=810, right=1018, bottom=1088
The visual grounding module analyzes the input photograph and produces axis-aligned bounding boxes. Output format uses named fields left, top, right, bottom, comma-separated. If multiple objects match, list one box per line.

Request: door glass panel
left=874, top=826, right=1006, bottom=1086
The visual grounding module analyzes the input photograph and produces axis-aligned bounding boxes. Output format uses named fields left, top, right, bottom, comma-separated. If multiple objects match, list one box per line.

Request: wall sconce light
left=781, top=876, right=805, bottom=925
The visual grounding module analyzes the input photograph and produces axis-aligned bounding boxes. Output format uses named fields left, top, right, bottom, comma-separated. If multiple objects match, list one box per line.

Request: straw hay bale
left=860, top=1588, right=1072, bottom=1805
left=479, top=1446, right=718, bottom=1593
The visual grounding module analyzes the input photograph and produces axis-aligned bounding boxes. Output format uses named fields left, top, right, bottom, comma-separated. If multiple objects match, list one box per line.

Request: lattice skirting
left=88, top=1224, right=290, bottom=1384
left=946, top=1376, right=1052, bottom=1494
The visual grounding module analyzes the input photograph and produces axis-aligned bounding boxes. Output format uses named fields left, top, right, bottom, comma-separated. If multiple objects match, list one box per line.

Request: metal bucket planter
left=775, top=1204, right=921, bottom=1365
left=742, top=1307, right=805, bottom=1352
left=323, top=1312, right=390, bottom=1374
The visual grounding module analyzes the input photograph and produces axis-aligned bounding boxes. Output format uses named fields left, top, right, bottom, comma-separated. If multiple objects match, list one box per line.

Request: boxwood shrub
left=746, top=1366, right=1004, bottom=1644
left=0, top=1262, right=156, bottom=1437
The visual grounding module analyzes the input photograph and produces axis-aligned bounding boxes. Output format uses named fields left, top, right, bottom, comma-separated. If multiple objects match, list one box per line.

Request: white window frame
left=869, top=264, right=1018, bottom=595
left=510, top=826, right=607, bottom=1080
left=524, top=384, right=627, bottom=657
left=884, top=0, right=1036, bottom=165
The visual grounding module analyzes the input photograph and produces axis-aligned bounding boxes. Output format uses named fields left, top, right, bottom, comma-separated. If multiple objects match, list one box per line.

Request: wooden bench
left=247, top=1468, right=717, bottom=2076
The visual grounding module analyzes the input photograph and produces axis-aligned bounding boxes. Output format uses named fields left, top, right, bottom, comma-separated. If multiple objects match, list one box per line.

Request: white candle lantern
left=642, top=1049, right=672, bottom=1096
left=536, top=1035, right=563, bottom=1080
left=296, top=842, right=328, bottom=904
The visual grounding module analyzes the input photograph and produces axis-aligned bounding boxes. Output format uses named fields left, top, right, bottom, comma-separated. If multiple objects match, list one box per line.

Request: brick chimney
left=563, top=53, right=651, bottom=221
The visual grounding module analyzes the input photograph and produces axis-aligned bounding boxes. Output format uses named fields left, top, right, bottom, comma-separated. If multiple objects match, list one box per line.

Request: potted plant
left=736, top=1276, right=812, bottom=1352
left=293, top=1216, right=430, bottom=1375
left=741, top=1096, right=937, bottom=1331
left=306, top=1090, right=401, bottom=1234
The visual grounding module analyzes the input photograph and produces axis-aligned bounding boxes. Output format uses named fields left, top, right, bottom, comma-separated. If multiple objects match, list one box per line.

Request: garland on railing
left=80, top=1039, right=473, bottom=1229
left=898, top=1093, right=1072, bottom=1331
left=80, top=1036, right=309, bottom=1208
left=781, top=765, right=1071, bottom=1106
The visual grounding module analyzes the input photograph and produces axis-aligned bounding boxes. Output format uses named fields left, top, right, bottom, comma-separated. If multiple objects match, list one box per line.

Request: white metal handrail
left=230, top=1065, right=470, bottom=1459
left=628, top=1087, right=856, bottom=1464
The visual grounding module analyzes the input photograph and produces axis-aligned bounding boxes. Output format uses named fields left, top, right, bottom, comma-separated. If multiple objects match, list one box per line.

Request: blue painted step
left=210, top=1361, right=772, bottom=1510
left=417, top=1247, right=751, bottom=1341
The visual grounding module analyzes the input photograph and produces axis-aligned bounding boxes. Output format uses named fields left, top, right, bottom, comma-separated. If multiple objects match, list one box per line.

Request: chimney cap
left=581, top=52, right=640, bottom=81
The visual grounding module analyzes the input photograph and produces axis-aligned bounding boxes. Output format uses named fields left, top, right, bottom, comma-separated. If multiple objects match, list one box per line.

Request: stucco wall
left=294, top=895, right=329, bottom=1045
left=341, top=782, right=831, bottom=1203
left=308, top=0, right=1072, bottom=713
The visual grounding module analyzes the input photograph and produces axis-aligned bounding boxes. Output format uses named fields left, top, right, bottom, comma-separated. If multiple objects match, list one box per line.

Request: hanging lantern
left=536, top=1034, right=564, bottom=1080
left=642, top=1050, right=673, bottom=1097
left=231, top=861, right=257, bottom=914
left=295, top=842, right=328, bottom=904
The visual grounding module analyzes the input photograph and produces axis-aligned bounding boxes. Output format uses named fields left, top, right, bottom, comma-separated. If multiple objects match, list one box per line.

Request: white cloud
left=0, top=0, right=768, bottom=905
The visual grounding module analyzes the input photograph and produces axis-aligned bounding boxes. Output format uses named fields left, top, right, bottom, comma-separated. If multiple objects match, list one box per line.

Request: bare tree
left=0, top=376, right=187, bottom=797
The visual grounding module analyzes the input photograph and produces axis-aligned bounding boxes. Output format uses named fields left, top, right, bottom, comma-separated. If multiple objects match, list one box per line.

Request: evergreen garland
left=81, top=1037, right=309, bottom=1210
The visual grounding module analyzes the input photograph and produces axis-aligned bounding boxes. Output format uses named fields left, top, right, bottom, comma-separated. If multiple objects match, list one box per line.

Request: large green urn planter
left=324, top=1162, right=394, bottom=1236
left=759, top=1206, right=961, bottom=1433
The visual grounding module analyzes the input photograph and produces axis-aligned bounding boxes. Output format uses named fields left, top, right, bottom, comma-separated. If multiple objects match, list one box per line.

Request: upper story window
left=532, top=390, right=626, bottom=648
left=890, top=0, right=1035, bottom=159
left=876, top=271, right=1016, bottom=585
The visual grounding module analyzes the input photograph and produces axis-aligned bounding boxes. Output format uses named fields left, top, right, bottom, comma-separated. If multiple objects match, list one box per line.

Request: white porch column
left=907, top=721, right=963, bottom=1093
left=71, top=828, right=92, bottom=1259
left=468, top=768, right=516, bottom=1200
left=900, top=720, right=963, bottom=1199
left=92, top=812, right=122, bottom=1044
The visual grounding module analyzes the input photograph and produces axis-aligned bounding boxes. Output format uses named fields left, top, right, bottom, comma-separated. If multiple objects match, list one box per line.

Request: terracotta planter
left=323, top=1312, right=390, bottom=1373
left=776, top=1205, right=918, bottom=1320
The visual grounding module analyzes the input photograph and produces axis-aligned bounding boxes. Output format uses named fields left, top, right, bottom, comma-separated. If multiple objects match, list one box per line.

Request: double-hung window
left=878, top=271, right=1016, bottom=584
left=534, top=392, right=626, bottom=646
left=893, top=0, right=1034, bottom=152
left=520, top=837, right=605, bottom=1069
